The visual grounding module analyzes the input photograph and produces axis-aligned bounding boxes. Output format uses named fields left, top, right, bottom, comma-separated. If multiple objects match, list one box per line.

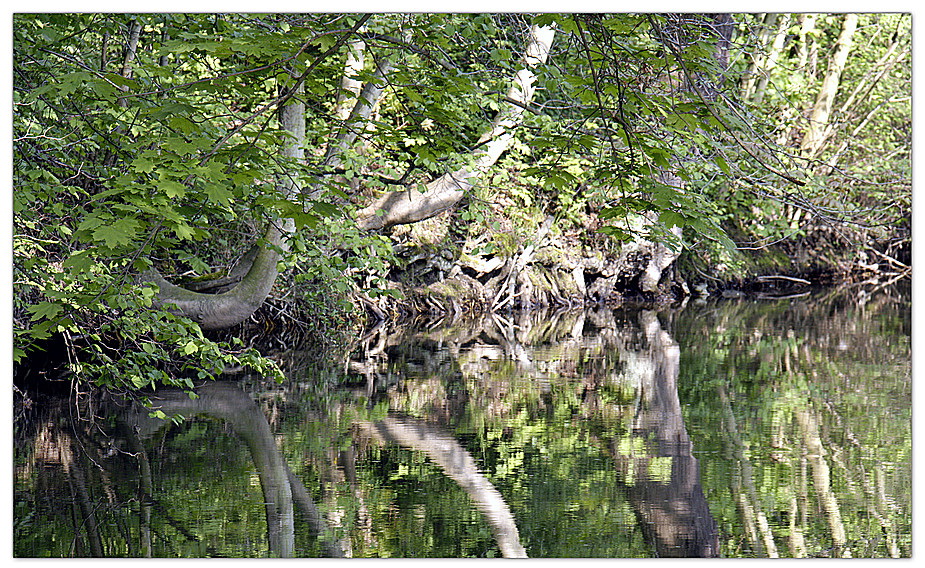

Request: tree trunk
left=143, top=225, right=285, bottom=330
left=117, top=20, right=142, bottom=108
left=753, top=14, right=791, bottom=104
left=354, top=24, right=555, bottom=232
left=799, top=14, right=859, bottom=160
left=795, top=407, right=852, bottom=557
left=741, top=13, right=780, bottom=101
left=142, top=19, right=372, bottom=331
left=145, top=22, right=553, bottom=328
left=334, top=32, right=366, bottom=120
left=796, top=14, right=818, bottom=78
left=146, top=90, right=304, bottom=330
left=323, top=55, right=394, bottom=174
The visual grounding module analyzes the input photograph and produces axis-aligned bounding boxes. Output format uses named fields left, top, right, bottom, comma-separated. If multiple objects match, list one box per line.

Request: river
left=13, top=283, right=911, bottom=558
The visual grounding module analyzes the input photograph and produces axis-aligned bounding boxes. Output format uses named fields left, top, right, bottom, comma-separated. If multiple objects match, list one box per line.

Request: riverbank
left=347, top=206, right=910, bottom=325
left=12, top=204, right=909, bottom=395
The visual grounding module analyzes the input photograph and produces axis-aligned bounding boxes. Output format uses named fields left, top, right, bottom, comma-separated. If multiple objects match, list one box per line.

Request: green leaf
left=77, top=211, right=111, bottom=233
left=204, top=182, right=233, bottom=206
left=643, top=145, right=671, bottom=168
left=92, top=217, right=141, bottom=248
left=147, top=101, right=198, bottom=120
left=160, top=180, right=187, bottom=199
left=104, top=72, right=139, bottom=91
left=597, top=225, right=635, bottom=243
left=658, top=211, right=689, bottom=229
left=194, top=161, right=229, bottom=182
left=163, top=136, right=198, bottom=155
left=311, top=201, right=341, bottom=218
left=490, top=48, right=511, bottom=63
left=129, top=375, right=148, bottom=389
left=294, top=212, right=319, bottom=230
left=169, top=115, right=199, bottom=134
left=56, top=71, right=92, bottom=96
left=557, top=16, right=581, bottom=36
left=62, top=250, right=95, bottom=274
left=89, top=79, right=118, bottom=100
left=170, top=221, right=197, bottom=240
left=27, top=301, right=63, bottom=322
left=311, top=33, right=337, bottom=51
left=131, top=156, right=157, bottom=174
left=188, top=255, right=211, bottom=274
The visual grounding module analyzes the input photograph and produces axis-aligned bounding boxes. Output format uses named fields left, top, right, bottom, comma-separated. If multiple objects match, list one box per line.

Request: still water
left=13, top=285, right=911, bottom=558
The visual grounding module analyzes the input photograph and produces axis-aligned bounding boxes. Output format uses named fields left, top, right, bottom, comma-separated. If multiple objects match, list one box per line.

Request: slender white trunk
left=800, top=14, right=858, bottom=160
left=740, top=13, right=777, bottom=101
left=323, top=56, right=394, bottom=173
left=796, top=14, right=817, bottom=75
left=334, top=33, right=366, bottom=120
left=753, top=14, right=791, bottom=104
left=472, top=25, right=555, bottom=171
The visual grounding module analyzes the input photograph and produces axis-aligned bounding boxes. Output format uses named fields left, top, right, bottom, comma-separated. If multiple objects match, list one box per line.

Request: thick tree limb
left=355, top=169, right=474, bottom=231
left=143, top=225, right=285, bottom=330
left=354, top=25, right=555, bottom=232
left=132, top=383, right=297, bottom=557
left=183, top=244, right=260, bottom=293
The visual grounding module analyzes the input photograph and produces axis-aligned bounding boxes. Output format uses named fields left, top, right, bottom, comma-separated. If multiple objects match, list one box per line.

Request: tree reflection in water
left=614, top=311, right=718, bottom=557
left=357, top=416, right=529, bottom=557
left=13, top=287, right=911, bottom=557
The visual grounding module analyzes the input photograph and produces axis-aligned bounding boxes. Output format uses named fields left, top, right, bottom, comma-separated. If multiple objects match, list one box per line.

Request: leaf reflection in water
left=13, top=287, right=911, bottom=558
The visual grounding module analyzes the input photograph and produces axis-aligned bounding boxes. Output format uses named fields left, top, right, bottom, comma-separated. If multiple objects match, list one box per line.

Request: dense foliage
left=13, top=13, right=912, bottom=392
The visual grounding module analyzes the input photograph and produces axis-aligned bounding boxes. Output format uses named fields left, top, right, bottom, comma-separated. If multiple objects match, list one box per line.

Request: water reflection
left=357, top=417, right=528, bottom=557
left=614, top=311, right=718, bottom=557
left=13, top=286, right=911, bottom=558
left=121, top=383, right=340, bottom=557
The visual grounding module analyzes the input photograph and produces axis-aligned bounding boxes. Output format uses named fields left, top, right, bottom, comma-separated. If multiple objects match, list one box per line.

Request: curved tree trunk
left=123, top=382, right=348, bottom=557
left=355, top=24, right=555, bottom=232
left=144, top=20, right=370, bottom=331
left=144, top=87, right=303, bottom=330
left=142, top=225, right=285, bottom=330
